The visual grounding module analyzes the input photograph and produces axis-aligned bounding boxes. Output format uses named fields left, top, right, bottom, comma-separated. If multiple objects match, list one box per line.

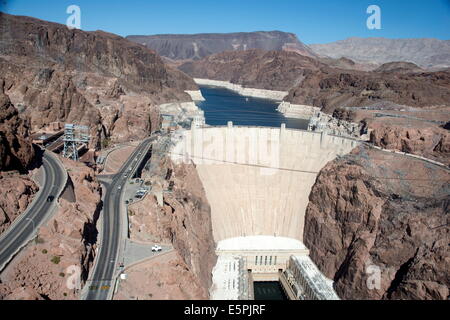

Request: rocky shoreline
left=185, top=90, right=206, bottom=102
left=194, top=78, right=288, bottom=100
left=276, top=101, right=320, bottom=119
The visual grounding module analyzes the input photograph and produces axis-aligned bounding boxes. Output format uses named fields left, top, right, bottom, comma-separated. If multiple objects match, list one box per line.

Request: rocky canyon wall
left=303, top=146, right=449, bottom=300
left=0, top=81, right=39, bottom=236
left=0, top=158, right=102, bottom=300
left=369, top=121, right=450, bottom=167
left=0, top=80, right=35, bottom=172
left=0, top=12, right=197, bottom=146
left=125, top=156, right=216, bottom=299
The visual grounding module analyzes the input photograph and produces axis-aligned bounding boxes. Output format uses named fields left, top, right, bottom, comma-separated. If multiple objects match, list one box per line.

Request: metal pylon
left=62, top=124, right=90, bottom=161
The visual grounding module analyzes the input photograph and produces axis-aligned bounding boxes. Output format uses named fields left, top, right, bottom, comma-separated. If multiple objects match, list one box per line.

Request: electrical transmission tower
left=62, top=124, right=90, bottom=161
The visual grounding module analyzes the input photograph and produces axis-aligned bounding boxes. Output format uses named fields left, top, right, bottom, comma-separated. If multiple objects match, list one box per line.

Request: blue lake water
left=197, top=86, right=309, bottom=129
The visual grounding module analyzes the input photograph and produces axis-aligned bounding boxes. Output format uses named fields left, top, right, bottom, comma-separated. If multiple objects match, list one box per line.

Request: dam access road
left=0, top=150, right=67, bottom=272
left=84, top=137, right=154, bottom=300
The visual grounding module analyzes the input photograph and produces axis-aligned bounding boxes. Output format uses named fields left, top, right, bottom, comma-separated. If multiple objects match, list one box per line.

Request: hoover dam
left=170, top=123, right=359, bottom=299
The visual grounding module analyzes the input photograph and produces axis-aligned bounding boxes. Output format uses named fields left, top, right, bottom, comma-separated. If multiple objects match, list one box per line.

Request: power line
left=147, top=147, right=450, bottom=182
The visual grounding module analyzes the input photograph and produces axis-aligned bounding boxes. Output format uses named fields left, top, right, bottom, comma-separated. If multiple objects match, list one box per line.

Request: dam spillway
left=171, top=124, right=359, bottom=242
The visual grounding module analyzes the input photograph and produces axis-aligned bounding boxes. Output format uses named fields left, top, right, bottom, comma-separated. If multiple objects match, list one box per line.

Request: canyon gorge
left=0, top=11, right=448, bottom=301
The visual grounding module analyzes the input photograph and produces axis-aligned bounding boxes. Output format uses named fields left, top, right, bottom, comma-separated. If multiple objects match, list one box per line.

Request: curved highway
left=0, top=150, right=67, bottom=271
left=85, top=137, right=154, bottom=300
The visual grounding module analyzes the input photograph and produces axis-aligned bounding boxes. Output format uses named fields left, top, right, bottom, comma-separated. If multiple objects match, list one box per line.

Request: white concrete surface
left=284, top=255, right=340, bottom=300
left=159, top=101, right=205, bottom=127
left=171, top=125, right=359, bottom=242
left=215, top=236, right=309, bottom=278
left=217, top=236, right=306, bottom=251
left=277, top=101, right=320, bottom=119
left=194, top=78, right=288, bottom=100
left=159, top=101, right=200, bottom=114
left=185, top=90, right=205, bottom=101
left=210, top=255, right=246, bottom=300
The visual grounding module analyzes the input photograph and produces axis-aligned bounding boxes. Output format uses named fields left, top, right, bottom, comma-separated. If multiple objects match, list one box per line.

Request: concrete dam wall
left=171, top=125, right=359, bottom=243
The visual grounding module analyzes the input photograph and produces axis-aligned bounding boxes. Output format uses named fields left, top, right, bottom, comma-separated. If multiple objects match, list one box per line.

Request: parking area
left=123, top=178, right=151, bottom=205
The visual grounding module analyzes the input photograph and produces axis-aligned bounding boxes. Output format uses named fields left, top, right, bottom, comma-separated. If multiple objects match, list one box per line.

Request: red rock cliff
left=0, top=12, right=197, bottom=145
left=303, top=146, right=449, bottom=300
left=0, top=80, right=34, bottom=172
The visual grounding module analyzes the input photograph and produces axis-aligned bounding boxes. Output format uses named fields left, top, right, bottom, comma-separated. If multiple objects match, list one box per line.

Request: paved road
left=85, top=137, right=154, bottom=300
left=122, top=239, right=172, bottom=268
left=0, top=151, right=66, bottom=271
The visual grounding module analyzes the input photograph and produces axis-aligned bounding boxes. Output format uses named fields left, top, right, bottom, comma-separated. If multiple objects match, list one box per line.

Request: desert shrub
left=51, top=256, right=61, bottom=264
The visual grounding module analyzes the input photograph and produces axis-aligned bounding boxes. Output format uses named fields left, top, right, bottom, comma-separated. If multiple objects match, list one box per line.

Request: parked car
left=151, top=245, right=162, bottom=252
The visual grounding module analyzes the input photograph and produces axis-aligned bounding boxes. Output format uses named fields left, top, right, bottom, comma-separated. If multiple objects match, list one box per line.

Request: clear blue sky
left=1, top=0, right=449, bottom=44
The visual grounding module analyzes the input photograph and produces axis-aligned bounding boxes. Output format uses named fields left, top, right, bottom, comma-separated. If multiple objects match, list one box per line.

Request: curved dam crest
left=171, top=125, right=359, bottom=242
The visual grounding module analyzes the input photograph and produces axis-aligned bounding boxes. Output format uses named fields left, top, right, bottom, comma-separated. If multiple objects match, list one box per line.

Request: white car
left=151, top=245, right=162, bottom=252
left=117, top=185, right=122, bottom=190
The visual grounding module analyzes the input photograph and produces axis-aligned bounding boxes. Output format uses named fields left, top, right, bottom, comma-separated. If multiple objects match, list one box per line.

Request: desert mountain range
left=126, top=31, right=317, bottom=61
left=127, top=31, right=450, bottom=70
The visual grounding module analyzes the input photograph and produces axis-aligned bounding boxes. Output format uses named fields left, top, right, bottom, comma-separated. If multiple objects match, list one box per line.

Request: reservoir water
left=198, top=86, right=309, bottom=129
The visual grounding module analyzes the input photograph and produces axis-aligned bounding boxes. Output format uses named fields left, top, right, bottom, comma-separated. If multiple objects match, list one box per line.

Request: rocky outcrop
left=308, top=111, right=366, bottom=139
left=0, top=84, right=38, bottom=235
left=374, top=62, right=424, bottom=74
left=318, top=57, right=376, bottom=71
left=0, top=12, right=197, bottom=145
left=0, top=13, right=196, bottom=94
left=0, top=81, right=35, bottom=172
left=369, top=122, right=450, bottom=166
left=114, top=251, right=210, bottom=300
left=127, top=31, right=316, bottom=61
left=0, top=158, right=102, bottom=300
left=284, top=68, right=450, bottom=114
left=127, top=159, right=216, bottom=298
left=179, top=49, right=323, bottom=91
left=0, top=172, right=38, bottom=235
left=303, top=146, right=450, bottom=300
